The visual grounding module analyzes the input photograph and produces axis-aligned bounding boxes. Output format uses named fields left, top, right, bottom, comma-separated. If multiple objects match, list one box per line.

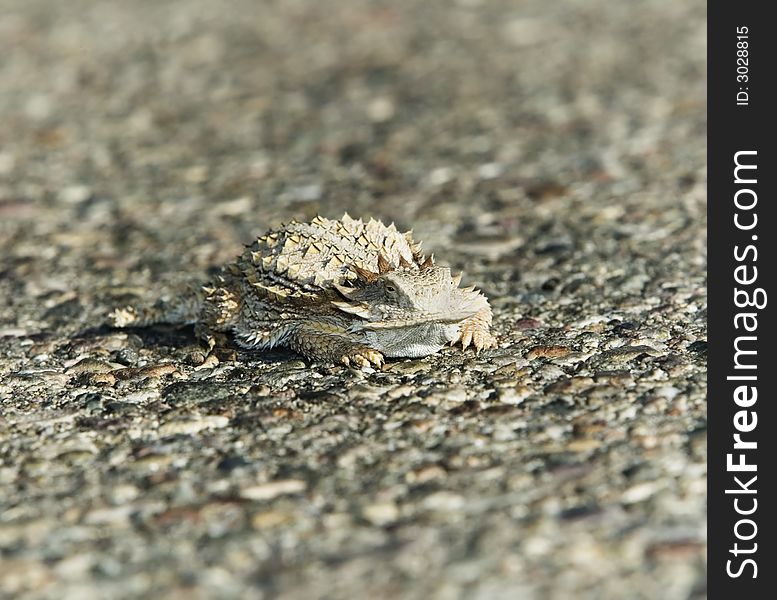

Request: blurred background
left=1, top=1, right=706, bottom=598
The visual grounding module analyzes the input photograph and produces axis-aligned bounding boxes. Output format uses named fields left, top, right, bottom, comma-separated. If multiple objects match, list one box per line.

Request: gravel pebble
left=239, top=480, right=307, bottom=501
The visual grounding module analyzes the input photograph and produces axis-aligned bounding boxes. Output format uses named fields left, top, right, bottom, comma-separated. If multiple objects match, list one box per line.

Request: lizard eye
left=385, top=284, right=397, bottom=293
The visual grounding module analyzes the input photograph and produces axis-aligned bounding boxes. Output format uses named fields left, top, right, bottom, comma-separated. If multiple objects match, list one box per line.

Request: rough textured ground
left=0, top=0, right=706, bottom=598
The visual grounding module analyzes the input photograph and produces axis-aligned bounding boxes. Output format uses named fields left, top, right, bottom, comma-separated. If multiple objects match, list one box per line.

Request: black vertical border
left=708, top=2, right=776, bottom=598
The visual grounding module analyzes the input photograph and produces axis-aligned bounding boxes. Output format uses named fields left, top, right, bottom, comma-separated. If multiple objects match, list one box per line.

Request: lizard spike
left=398, top=255, right=412, bottom=269
left=377, top=252, right=392, bottom=274
left=420, top=254, right=435, bottom=270
left=331, top=301, right=372, bottom=319
left=333, top=282, right=357, bottom=298
left=351, top=264, right=378, bottom=283
left=451, top=272, right=463, bottom=286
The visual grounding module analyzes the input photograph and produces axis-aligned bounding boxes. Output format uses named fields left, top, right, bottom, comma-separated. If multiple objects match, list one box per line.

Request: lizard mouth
left=354, top=310, right=478, bottom=330
left=332, top=280, right=490, bottom=330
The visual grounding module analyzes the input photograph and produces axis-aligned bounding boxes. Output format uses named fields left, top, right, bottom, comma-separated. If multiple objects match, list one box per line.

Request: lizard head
left=331, top=263, right=489, bottom=331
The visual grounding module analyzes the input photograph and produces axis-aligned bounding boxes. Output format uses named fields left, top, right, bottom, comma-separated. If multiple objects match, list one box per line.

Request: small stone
left=84, top=505, right=134, bottom=526
left=496, top=385, right=532, bottom=405
left=54, top=553, right=95, bottom=578
left=0, top=152, right=15, bottom=175
left=593, top=371, right=634, bottom=385
left=138, top=363, right=183, bottom=378
left=492, top=362, right=527, bottom=377
left=90, top=372, right=117, bottom=386
left=113, top=363, right=182, bottom=380
left=110, top=484, right=140, bottom=504
left=424, top=385, right=470, bottom=406
left=566, top=439, right=602, bottom=452
left=367, top=97, right=395, bottom=122
left=0, top=467, right=17, bottom=484
left=405, top=465, right=447, bottom=484
left=442, top=386, right=469, bottom=402
left=385, top=360, right=431, bottom=375
left=515, top=318, right=543, bottom=330
left=351, top=384, right=391, bottom=401
left=184, top=165, right=209, bottom=183
left=653, top=385, right=681, bottom=401
left=132, top=453, right=173, bottom=472
left=621, top=481, right=663, bottom=504
left=422, top=492, right=466, bottom=512
left=251, top=510, right=296, bottom=529
left=502, top=17, right=549, bottom=47
left=59, top=185, right=92, bottom=204
left=194, top=353, right=220, bottom=370
left=594, top=345, right=661, bottom=366
left=687, top=340, right=707, bottom=353
left=240, top=479, right=307, bottom=501
left=387, top=384, right=415, bottom=399
left=477, top=162, right=503, bottom=180
left=526, top=345, right=571, bottom=360
left=362, top=502, right=400, bottom=526
left=65, top=358, right=116, bottom=374
left=159, top=415, right=229, bottom=436
left=427, top=167, right=453, bottom=187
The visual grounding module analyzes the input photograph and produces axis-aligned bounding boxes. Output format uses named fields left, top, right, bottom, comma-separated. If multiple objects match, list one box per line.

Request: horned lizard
left=110, top=214, right=496, bottom=368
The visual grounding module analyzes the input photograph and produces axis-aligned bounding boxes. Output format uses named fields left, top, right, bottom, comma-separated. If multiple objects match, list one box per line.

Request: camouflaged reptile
left=110, top=214, right=496, bottom=368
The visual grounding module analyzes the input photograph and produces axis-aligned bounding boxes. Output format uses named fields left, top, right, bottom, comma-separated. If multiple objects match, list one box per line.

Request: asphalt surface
left=1, top=1, right=706, bottom=598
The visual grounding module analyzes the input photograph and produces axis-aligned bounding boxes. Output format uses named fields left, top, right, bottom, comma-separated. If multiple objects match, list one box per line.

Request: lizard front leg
left=456, top=306, right=497, bottom=352
left=194, top=322, right=232, bottom=353
left=288, top=322, right=384, bottom=368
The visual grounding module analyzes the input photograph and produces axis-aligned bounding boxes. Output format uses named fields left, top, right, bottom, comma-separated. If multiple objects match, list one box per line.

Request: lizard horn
left=377, top=252, right=392, bottom=274
left=351, top=264, right=378, bottom=283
